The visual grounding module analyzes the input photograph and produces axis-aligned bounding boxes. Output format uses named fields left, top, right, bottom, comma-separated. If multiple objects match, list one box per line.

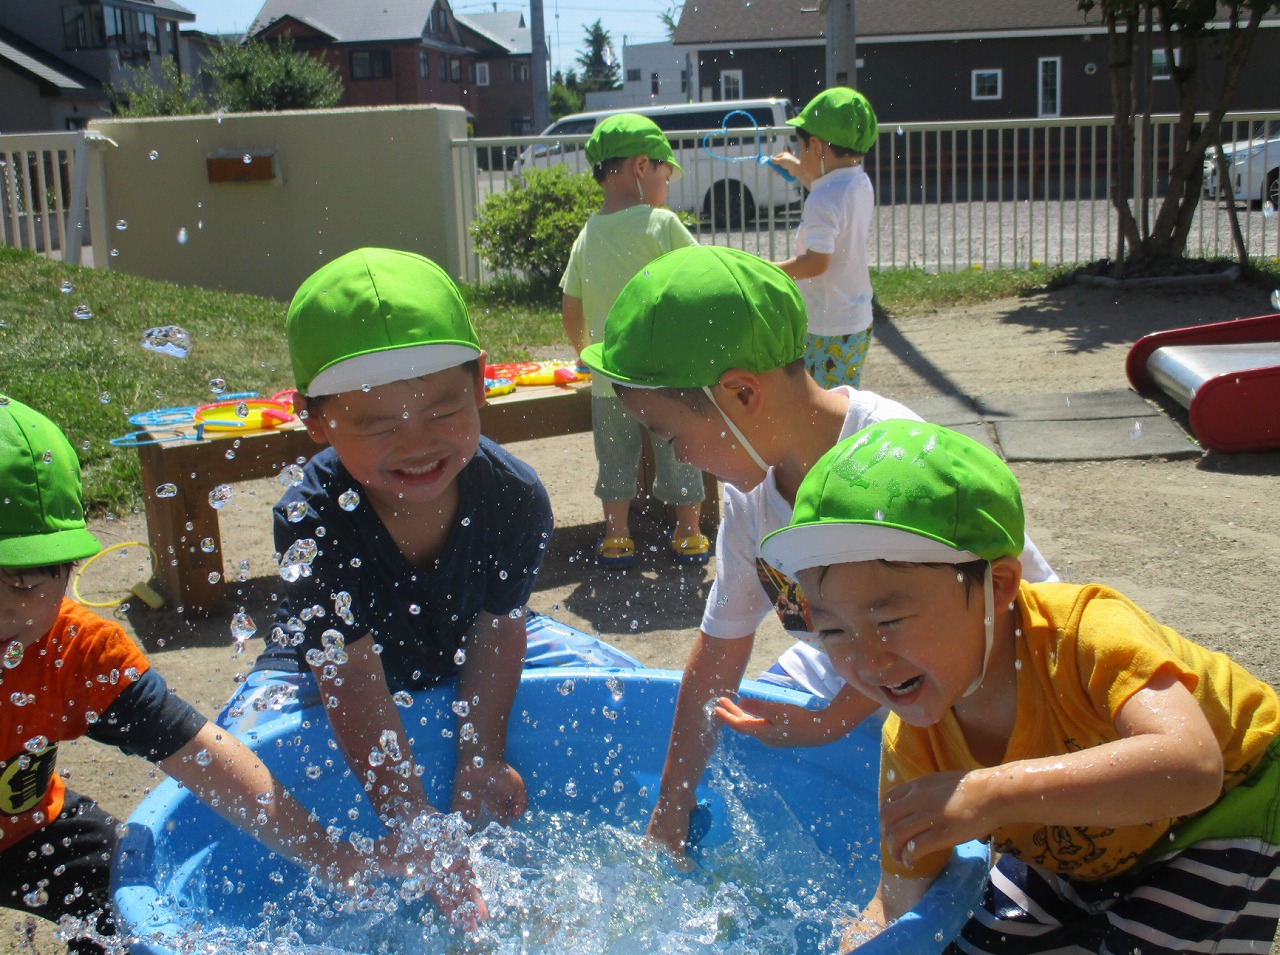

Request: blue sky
left=179, top=1, right=677, bottom=78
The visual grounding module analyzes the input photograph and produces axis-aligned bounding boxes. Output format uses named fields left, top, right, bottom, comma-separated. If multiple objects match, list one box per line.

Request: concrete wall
left=89, top=104, right=468, bottom=302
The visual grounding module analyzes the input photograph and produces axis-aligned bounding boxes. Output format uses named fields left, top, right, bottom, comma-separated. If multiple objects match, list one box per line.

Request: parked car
left=1204, top=119, right=1280, bottom=209
left=515, top=99, right=806, bottom=226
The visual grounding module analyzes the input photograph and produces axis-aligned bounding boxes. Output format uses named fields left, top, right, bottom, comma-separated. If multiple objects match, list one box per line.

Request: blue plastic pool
left=113, top=669, right=988, bottom=953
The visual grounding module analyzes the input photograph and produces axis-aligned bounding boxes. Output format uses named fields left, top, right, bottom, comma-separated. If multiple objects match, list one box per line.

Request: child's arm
left=769, top=151, right=812, bottom=188
left=450, top=609, right=528, bottom=826
left=775, top=249, right=832, bottom=281
left=561, top=294, right=591, bottom=358
left=838, top=875, right=936, bottom=951
left=159, top=723, right=378, bottom=883
left=647, top=629, right=756, bottom=857
left=880, top=671, right=1224, bottom=871
left=714, top=683, right=880, bottom=748
left=313, top=636, right=488, bottom=928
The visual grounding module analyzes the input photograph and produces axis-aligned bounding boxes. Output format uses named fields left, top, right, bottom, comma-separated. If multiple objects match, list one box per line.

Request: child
left=759, top=419, right=1280, bottom=952
left=578, top=244, right=1058, bottom=857
left=771, top=87, right=879, bottom=389
left=0, top=397, right=388, bottom=953
left=230, top=247, right=554, bottom=925
left=561, top=113, right=707, bottom=570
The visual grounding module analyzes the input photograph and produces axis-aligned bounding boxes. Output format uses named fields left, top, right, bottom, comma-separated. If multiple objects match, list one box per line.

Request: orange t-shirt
left=0, top=599, right=152, bottom=851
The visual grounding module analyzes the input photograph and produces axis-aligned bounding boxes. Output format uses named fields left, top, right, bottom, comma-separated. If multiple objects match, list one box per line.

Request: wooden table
left=135, top=384, right=718, bottom=617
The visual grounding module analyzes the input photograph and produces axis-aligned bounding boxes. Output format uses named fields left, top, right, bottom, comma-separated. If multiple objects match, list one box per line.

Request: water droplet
left=115, top=219, right=128, bottom=231
left=279, top=538, right=318, bottom=582
left=3, top=641, right=23, bottom=668
left=97, top=391, right=110, bottom=404
left=176, top=227, right=189, bottom=245
left=231, top=612, right=257, bottom=642
left=200, top=537, right=216, bottom=553
left=155, top=483, right=178, bottom=498
left=453, top=648, right=467, bottom=666
left=207, top=571, right=221, bottom=584
left=22, top=888, right=48, bottom=908
left=1264, top=202, right=1277, bottom=219
left=243, top=153, right=253, bottom=164
left=277, top=463, right=304, bottom=488
left=451, top=700, right=470, bottom=717
left=72, top=304, right=93, bottom=320
left=896, top=125, right=904, bottom=135
left=140, top=325, right=192, bottom=358
left=285, top=501, right=308, bottom=523
left=208, top=484, right=233, bottom=509
left=59, top=280, right=73, bottom=294
left=148, top=149, right=159, bottom=161
left=392, top=690, right=413, bottom=708
left=1129, top=420, right=1143, bottom=440
left=24, top=735, right=48, bottom=753
left=338, top=488, right=360, bottom=511
left=1271, top=288, right=1280, bottom=311
left=209, top=377, right=228, bottom=395
left=195, top=748, right=213, bottom=766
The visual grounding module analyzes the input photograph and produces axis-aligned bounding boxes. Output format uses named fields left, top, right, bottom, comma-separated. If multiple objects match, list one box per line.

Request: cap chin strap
left=962, top=564, right=996, bottom=698
left=702, top=386, right=770, bottom=474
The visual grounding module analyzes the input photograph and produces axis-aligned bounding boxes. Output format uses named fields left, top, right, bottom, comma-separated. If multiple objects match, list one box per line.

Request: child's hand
left=715, top=696, right=813, bottom=747
left=770, top=150, right=800, bottom=171
left=452, top=757, right=528, bottom=826
left=881, top=770, right=991, bottom=868
left=646, top=791, right=697, bottom=866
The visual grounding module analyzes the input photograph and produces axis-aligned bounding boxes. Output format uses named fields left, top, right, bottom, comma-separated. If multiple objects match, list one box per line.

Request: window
left=681, top=69, right=688, bottom=94
left=971, top=69, right=1002, bottom=100
left=651, top=72, right=660, bottom=96
left=350, top=49, right=392, bottom=80
left=720, top=68, right=742, bottom=100
left=1151, top=48, right=1179, bottom=80
left=419, top=50, right=430, bottom=79
left=449, top=57, right=461, bottom=82
left=1037, top=57, right=1061, bottom=117
left=476, top=62, right=489, bottom=86
left=63, top=4, right=157, bottom=59
left=510, top=62, right=529, bottom=82
left=626, top=68, right=641, bottom=82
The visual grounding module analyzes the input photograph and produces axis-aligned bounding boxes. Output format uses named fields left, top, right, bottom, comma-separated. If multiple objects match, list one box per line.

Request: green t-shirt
left=561, top=205, right=697, bottom=397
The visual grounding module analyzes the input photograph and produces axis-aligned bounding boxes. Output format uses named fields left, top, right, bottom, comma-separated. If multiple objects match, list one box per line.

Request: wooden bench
left=135, top=383, right=719, bottom=617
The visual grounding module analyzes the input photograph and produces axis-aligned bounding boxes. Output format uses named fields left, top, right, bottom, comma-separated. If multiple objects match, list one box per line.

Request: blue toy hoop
left=700, top=110, right=796, bottom=182
left=109, top=429, right=196, bottom=447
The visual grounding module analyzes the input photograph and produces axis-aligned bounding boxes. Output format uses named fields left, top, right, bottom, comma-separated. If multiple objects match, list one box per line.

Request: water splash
left=142, top=325, right=193, bottom=359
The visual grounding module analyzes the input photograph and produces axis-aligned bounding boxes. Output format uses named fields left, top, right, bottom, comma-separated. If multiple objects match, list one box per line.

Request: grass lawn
left=5, top=247, right=1269, bottom=515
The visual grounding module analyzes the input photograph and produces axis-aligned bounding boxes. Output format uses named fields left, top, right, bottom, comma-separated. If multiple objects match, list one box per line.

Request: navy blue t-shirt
left=252, top=437, right=553, bottom=691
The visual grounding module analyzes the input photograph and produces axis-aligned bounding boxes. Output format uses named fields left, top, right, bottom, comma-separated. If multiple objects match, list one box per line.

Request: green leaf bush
left=471, top=167, right=602, bottom=290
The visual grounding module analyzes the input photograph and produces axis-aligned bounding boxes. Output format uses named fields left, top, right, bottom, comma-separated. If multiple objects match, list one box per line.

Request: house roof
left=457, top=11, right=530, bottom=55
left=674, top=0, right=1106, bottom=45
left=113, top=0, right=196, bottom=22
left=0, top=28, right=106, bottom=98
left=248, top=0, right=432, bottom=43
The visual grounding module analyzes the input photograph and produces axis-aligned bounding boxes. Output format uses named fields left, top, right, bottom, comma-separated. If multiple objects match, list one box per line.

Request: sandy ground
left=7, top=278, right=1280, bottom=952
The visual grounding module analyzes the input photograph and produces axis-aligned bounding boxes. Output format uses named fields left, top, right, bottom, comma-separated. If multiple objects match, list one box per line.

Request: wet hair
left=301, top=358, right=482, bottom=416
left=0, top=562, right=74, bottom=586
left=611, top=357, right=808, bottom=413
left=883, top=558, right=989, bottom=601
left=795, top=128, right=861, bottom=160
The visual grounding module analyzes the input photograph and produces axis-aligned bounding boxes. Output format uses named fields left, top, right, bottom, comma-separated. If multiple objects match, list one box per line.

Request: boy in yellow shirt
left=760, top=419, right=1280, bottom=952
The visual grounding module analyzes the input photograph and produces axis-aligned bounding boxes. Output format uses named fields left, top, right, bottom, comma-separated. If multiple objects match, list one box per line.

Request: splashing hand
left=714, top=696, right=807, bottom=747
left=451, top=757, right=528, bottom=826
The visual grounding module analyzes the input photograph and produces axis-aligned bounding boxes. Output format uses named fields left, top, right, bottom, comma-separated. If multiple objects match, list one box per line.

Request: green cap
left=787, top=87, right=878, bottom=154
left=288, top=248, right=481, bottom=397
left=579, top=246, right=806, bottom=388
left=761, top=421, right=1023, bottom=577
left=584, top=114, right=683, bottom=181
left=0, top=396, right=101, bottom=569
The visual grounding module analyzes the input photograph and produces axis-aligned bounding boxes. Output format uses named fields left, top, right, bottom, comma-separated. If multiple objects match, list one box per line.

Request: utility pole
left=530, top=0, right=550, bottom=131
left=822, top=0, right=856, bottom=88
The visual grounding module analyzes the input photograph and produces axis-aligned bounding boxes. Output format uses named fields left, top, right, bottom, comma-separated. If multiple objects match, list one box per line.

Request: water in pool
left=140, top=751, right=878, bottom=955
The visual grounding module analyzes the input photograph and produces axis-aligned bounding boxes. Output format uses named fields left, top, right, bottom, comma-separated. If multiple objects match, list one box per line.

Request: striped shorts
left=956, top=839, right=1280, bottom=954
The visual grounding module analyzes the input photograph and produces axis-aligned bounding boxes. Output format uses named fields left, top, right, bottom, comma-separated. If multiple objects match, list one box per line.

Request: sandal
left=670, top=531, right=710, bottom=565
left=595, top=536, right=636, bottom=570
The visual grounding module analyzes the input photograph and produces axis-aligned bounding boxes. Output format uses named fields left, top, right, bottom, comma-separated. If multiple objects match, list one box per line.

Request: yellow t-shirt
left=881, top=582, right=1280, bottom=883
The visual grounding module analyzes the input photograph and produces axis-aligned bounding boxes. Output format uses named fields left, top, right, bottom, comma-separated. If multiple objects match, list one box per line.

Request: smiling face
left=797, top=560, right=986, bottom=726
left=299, top=362, right=485, bottom=512
left=618, top=387, right=767, bottom=492
left=0, top=564, right=69, bottom=652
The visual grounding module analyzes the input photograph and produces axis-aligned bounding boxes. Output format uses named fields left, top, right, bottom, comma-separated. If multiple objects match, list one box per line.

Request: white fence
left=0, top=130, right=112, bottom=266
left=455, top=111, right=1280, bottom=282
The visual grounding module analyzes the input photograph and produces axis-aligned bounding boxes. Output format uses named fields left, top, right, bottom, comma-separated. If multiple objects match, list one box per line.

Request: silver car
left=1204, top=119, right=1280, bottom=209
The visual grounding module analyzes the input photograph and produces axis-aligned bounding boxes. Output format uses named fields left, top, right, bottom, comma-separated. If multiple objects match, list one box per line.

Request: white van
left=516, top=99, right=803, bottom=226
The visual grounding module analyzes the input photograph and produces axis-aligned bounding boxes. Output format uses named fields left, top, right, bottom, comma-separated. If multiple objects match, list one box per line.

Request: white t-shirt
left=699, top=387, right=1060, bottom=699
left=795, top=164, right=875, bottom=337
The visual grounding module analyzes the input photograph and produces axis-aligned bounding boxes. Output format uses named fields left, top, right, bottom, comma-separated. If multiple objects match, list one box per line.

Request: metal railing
left=0, top=130, right=113, bottom=266
left=455, top=111, right=1280, bottom=283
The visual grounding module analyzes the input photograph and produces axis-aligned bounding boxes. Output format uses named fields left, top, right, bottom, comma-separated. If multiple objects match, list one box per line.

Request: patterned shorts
left=804, top=328, right=873, bottom=389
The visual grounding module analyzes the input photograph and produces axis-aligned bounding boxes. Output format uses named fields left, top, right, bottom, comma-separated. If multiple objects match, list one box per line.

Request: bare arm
left=880, top=672, right=1223, bottom=871
left=647, top=630, right=755, bottom=856
left=159, top=722, right=367, bottom=883
left=450, top=609, right=528, bottom=826
left=775, top=249, right=832, bottom=280
left=714, top=682, right=880, bottom=748
left=561, top=294, right=590, bottom=357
